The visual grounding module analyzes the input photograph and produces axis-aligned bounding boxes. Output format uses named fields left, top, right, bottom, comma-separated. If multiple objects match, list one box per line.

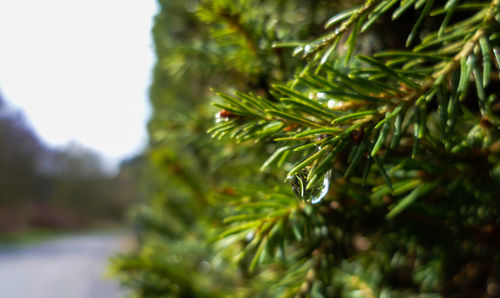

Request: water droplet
left=334, top=28, right=341, bottom=35
left=289, top=169, right=331, bottom=204
left=310, top=170, right=331, bottom=204
left=245, top=231, right=255, bottom=242
left=303, top=45, right=314, bottom=55
left=327, top=99, right=344, bottom=109
left=215, top=112, right=228, bottom=123
left=327, top=99, right=335, bottom=109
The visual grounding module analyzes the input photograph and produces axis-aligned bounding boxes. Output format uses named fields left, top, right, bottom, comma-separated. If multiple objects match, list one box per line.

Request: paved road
left=0, top=233, right=129, bottom=298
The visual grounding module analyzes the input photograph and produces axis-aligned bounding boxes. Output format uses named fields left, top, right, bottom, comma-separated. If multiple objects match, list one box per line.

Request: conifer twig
left=303, top=0, right=382, bottom=58
left=403, top=0, right=499, bottom=102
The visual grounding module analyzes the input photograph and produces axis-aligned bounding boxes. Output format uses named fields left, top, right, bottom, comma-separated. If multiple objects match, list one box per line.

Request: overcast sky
left=0, top=0, right=158, bottom=166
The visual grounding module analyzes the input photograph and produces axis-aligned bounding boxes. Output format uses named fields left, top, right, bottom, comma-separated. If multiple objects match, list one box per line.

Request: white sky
left=0, top=0, right=158, bottom=166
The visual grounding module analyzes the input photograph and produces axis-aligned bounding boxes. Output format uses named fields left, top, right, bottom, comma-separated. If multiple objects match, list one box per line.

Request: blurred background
left=0, top=1, right=157, bottom=297
left=0, top=0, right=156, bottom=235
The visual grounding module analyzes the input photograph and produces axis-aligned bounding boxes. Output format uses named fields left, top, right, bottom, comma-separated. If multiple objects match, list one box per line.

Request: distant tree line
left=0, top=93, right=145, bottom=232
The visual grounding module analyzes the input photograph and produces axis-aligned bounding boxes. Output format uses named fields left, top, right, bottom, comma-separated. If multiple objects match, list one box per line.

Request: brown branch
left=218, top=11, right=259, bottom=57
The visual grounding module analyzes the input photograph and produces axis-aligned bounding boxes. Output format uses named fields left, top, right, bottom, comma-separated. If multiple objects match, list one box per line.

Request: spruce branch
left=303, top=0, right=382, bottom=59
left=210, top=0, right=500, bottom=213
left=430, top=0, right=499, bottom=83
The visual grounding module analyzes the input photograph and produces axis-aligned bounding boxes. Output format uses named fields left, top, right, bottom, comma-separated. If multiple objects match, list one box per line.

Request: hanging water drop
left=245, top=231, right=255, bottom=242
left=310, top=170, right=331, bottom=204
left=215, top=109, right=239, bottom=123
left=288, top=138, right=332, bottom=204
left=289, top=169, right=332, bottom=204
left=215, top=112, right=228, bottom=123
left=303, top=45, right=312, bottom=55
left=316, top=92, right=326, bottom=99
left=328, top=99, right=344, bottom=109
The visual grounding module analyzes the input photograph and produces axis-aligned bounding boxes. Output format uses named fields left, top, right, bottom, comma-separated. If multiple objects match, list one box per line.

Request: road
left=0, top=233, right=129, bottom=298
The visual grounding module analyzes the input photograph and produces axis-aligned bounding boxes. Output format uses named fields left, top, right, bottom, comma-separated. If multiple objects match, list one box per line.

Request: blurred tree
left=0, top=94, right=43, bottom=207
left=112, top=0, right=500, bottom=297
left=0, top=93, right=143, bottom=231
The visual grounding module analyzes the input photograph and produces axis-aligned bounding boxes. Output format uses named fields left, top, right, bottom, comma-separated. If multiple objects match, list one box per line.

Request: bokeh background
left=0, top=0, right=157, bottom=235
left=0, top=1, right=157, bottom=297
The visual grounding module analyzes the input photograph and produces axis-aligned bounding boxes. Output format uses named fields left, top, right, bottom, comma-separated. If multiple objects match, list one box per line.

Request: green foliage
left=113, top=0, right=500, bottom=297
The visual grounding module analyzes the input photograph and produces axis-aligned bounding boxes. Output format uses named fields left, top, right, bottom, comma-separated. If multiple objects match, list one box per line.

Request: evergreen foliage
left=112, top=0, right=500, bottom=296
